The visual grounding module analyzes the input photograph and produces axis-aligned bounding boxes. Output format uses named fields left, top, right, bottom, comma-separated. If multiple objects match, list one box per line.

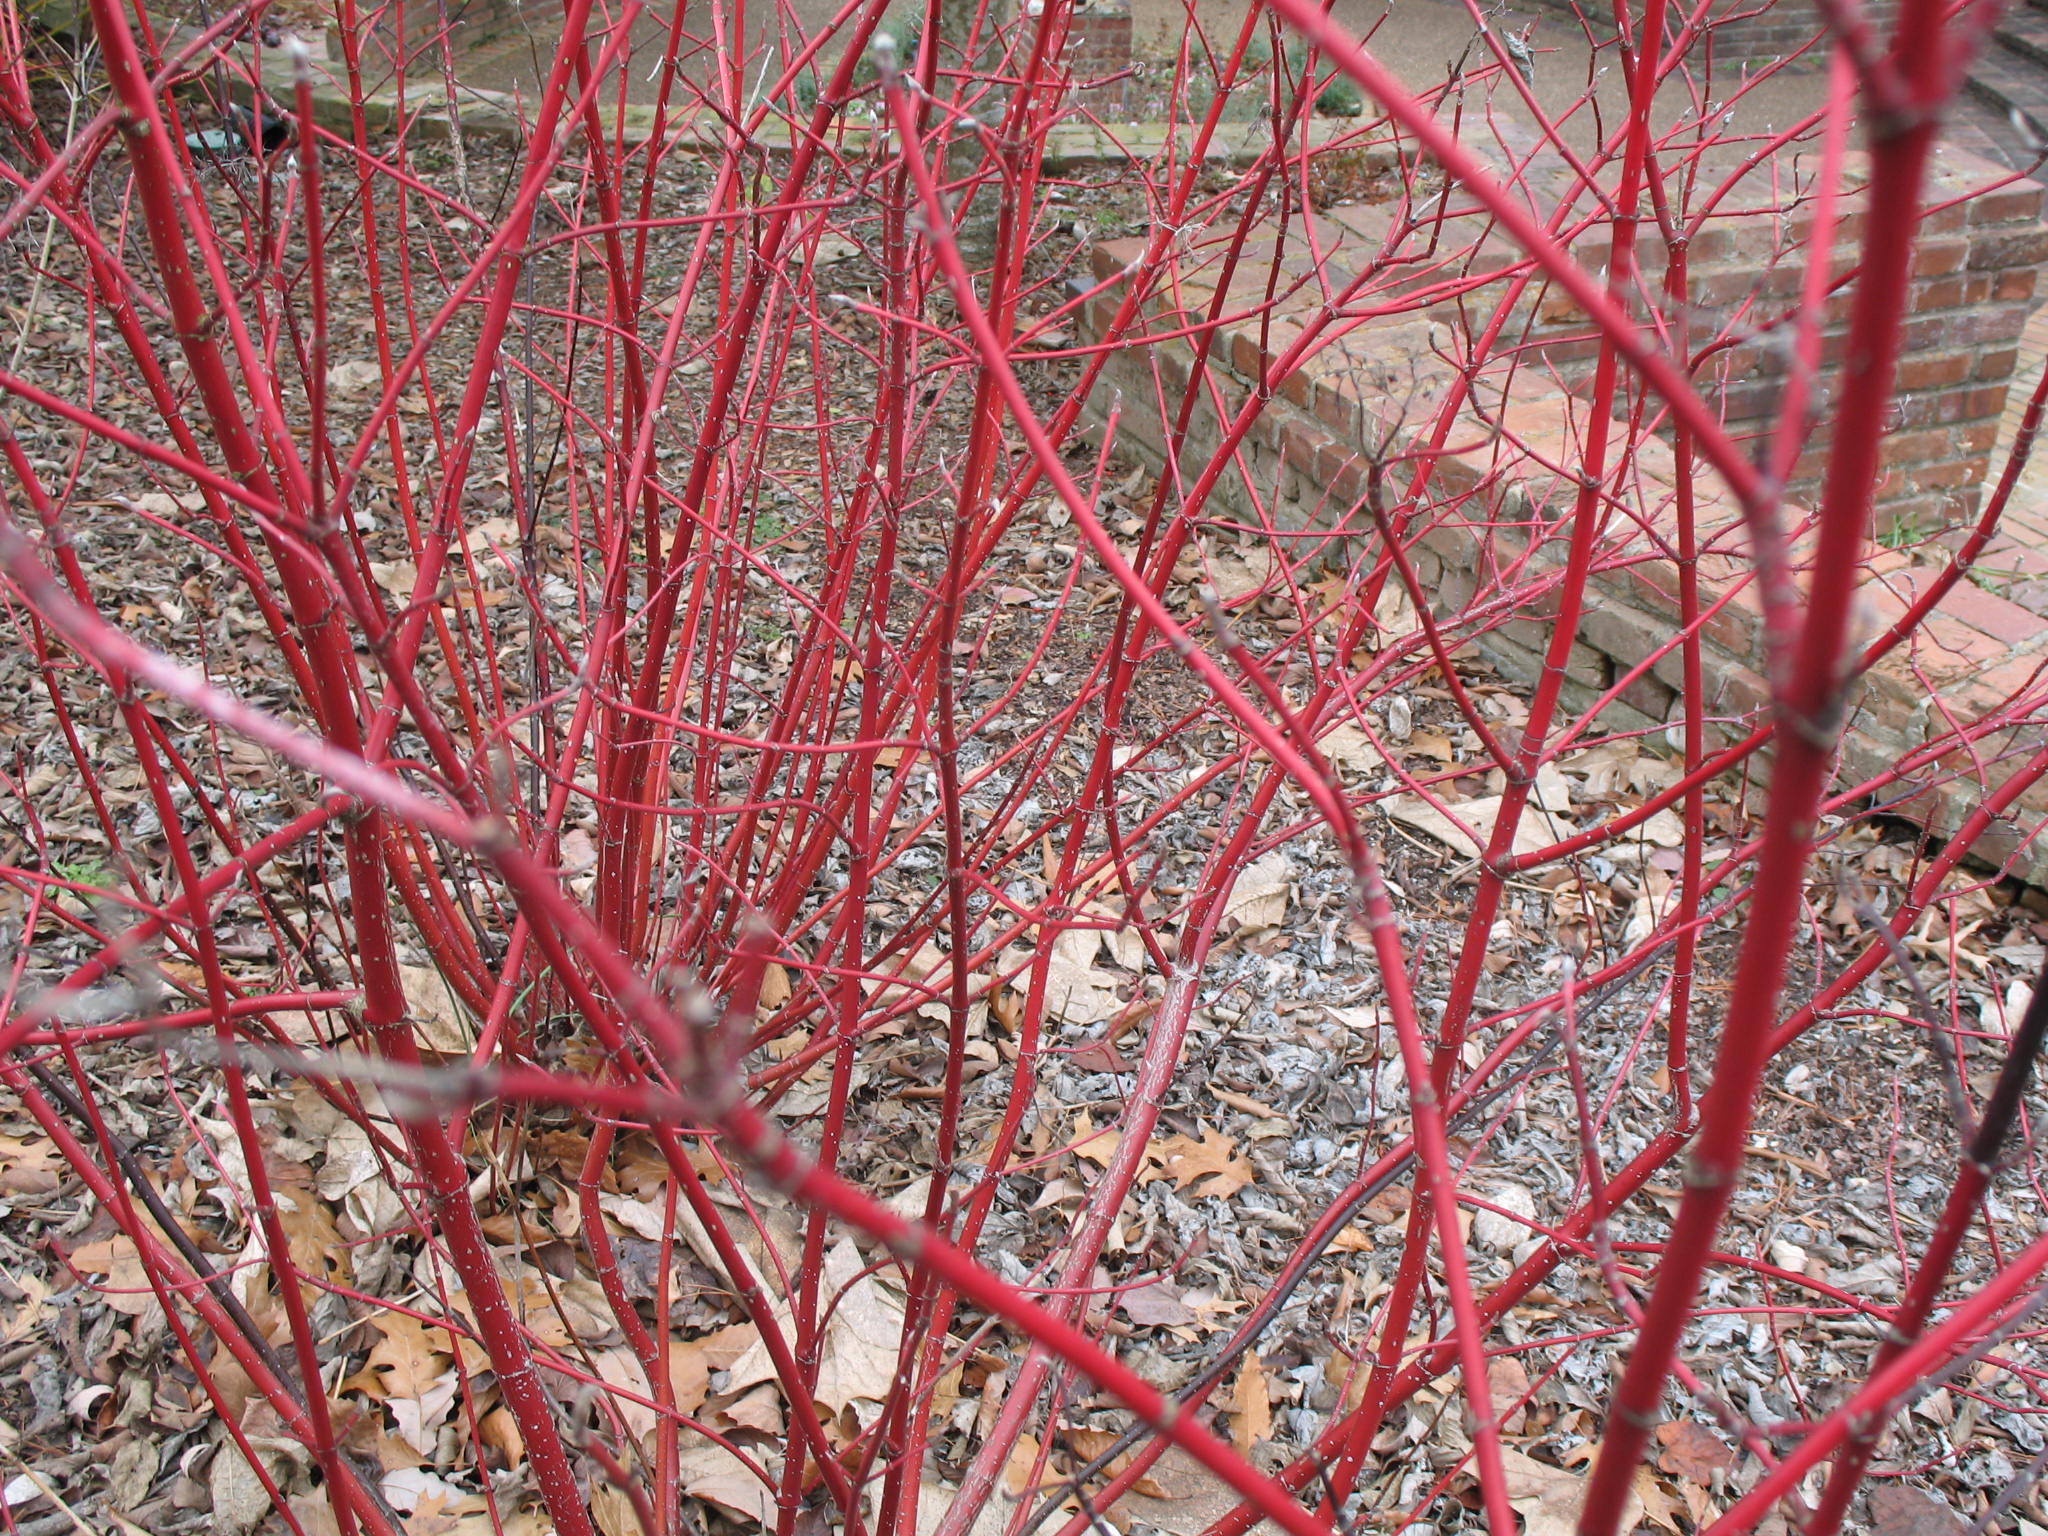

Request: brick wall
left=1312, top=148, right=2046, bottom=531
left=1075, top=141, right=2048, bottom=881
left=1022, top=0, right=1134, bottom=112
left=1517, top=0, right=1902, bottom=69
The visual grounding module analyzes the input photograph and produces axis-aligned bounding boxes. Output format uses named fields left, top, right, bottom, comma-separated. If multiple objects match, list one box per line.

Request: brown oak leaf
left=1153, top=1127, right=1256, bottom=1198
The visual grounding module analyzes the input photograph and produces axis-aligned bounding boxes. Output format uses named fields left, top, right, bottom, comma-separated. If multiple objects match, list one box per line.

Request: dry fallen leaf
left=478, top=1406, right=524, bottom=1468
left=1384, top=793, right=1563, bottom=861
left=678, top=1435, right=777, bottom=1527
left=342, top=1311, right=450, bottom=1402
left=1004, top=1431, right=1052, bottom=1497
left=1635, top=1470, right=1688, bottom=1534
left=1209, top=1087, right=1282, bottom=1120
left=1486, top=1355, right=1530, bottom=1437
left=1118, top=1279, right=1198, bottom=1328
left=725, top=1239, right=905, bottom=1413
left=1406, top=729, right=1456, bottom=762
left=1231, top=1356, right=1271, bottom=1453
left=1064, top=1428, right=1177, bottom=1499
left=590, top=1477, right=644, bottom=1536
left=65, top=1235, right=162, bottom=1323
left=399, top=964, right=472, bottom=1055
left=757, top=962, right=792, bottom=1018
left=1498, top=1447, right=1643, bottom=1536
left=1042, top=929, right=1125, bottom=1026
left=1069, top=1111, right=1124, bottom=1170
left=0, top=1134, right=61, bottom=1195
left=1654, top=1420, right=1735, bottom=1482
left=1319, top=723, right=1383, bottom=777
left=1223, top=851, right=1292, bottom=931
left=1152, top=1127, right=1256, bottom=1198
left=1867, top=1487, right=1969, bottom=1536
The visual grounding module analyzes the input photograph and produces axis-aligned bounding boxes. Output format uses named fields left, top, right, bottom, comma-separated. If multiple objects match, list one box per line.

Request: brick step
left=1992, top=8, right=2048, bottom=69
left=1967, top=50, right=2048, bottom=136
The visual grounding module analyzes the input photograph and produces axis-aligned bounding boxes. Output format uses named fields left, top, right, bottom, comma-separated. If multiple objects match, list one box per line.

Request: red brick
left=1968, top=184, right=2047, bottom=225
left=1935, top=580, right=2046, bottom=647
left=1928, top=617, right=2010, bottom=668
left=1706, top=658, right=1773, bottom=719
left=1313, top=378, right=1359, bottom=438
left=1536, top=287, right=1587, bottom=326
left=1925, top=203, right=1972, bottom=236
left=1229, top=330, right=1262, bottom=381
left=1911, top=238, right=1970, bottom=277
left=1701, top=581, right=1765, bottom=662
left=1961, top=306, right=2031, bottom=346
left=1968, top=229, right=2048, bottom=269
left=1274, top=360, right=1315, bottom=405
left=1897, top=352, right=1976, bottom=390
left=1996, top=267, right=2039, bottom=303
left=1914, top=274, right=1969, bottom=310
left=1880, top=428, right=1956, bottom=466
left=1897, top=385, right=2010, bottom=428
left=1976, top=346, right=2021, bottom=380
left=1896, top=456, right=1988, bottom=492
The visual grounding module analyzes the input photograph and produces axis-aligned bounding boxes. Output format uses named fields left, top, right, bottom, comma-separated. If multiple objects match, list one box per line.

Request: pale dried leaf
left=1385, top=794, right=1562, bottom=861
left=1498, top=1448, right=1642, bottom=1536
left=399, top=965, right=472, bottom=1054
left=1224, top=851, right=1291, bottom=931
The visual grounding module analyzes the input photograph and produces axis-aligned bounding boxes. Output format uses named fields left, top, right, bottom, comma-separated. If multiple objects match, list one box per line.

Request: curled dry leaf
left=1230, top=1356, right=1271, bottom=1455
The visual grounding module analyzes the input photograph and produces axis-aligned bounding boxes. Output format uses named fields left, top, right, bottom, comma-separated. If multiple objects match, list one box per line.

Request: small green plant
left=1287, top=44, right=1365, bottom=117
left=51, top=856, right=112, bottom=890
left=1877, top=507, right=1936, bottom=549
left=1176, top=38, right=1363, bottom=121
left=1971, top=563, right=2034, bottom=601
left=1309, top=65, right=1365, bottom=118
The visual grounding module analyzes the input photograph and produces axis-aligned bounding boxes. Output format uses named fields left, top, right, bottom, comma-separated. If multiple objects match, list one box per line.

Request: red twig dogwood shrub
left=2, top=0, right=2048, bottom=1530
